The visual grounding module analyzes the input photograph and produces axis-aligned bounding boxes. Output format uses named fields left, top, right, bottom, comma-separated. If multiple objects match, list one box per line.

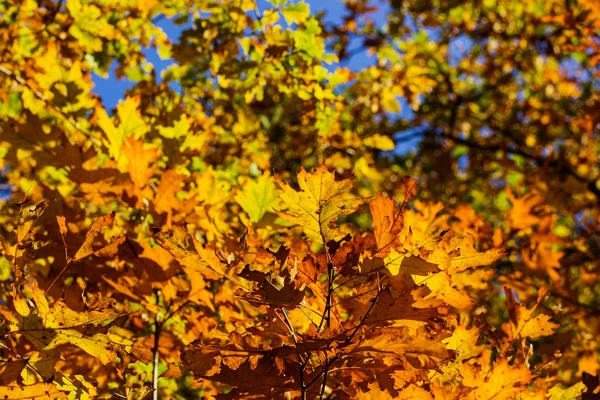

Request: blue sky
left=91, top=1, right=420, bottom=153
left=92, top=1, right=391, bottom=108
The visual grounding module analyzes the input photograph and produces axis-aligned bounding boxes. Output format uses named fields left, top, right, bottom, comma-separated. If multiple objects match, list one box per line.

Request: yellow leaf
left=0, top=382, right=66, bottom=399
left=384, top=248, right=438, bottom=276
left=276, top=164, right=364, bottom=244
left=97, top=96, right=147, bottom=162
left=467, top=359, right=531, bottom=400
left=547, top=381, right=586, bottom=400
left=67, top=0, right=115, bottom=52
left=363, top=133, right=396, bottom=151
left=116, top=96, right=147, bottom=139
left=154, top=169, right=184, bottom=216
left=280, top=2, right=310, bottom=25
left=235, top=173, right=279, bottom=223
left=448, top=233, right=505, bottom=274
left=121, top=137, right=160, bottom=192
left=158, top=114, right=192, bottom=139
left=20, top=350, right=59, bottom=384
left=397, top=384, right=433, bottom=400
left=55, top=374, right=98, bottom=399
left=413, top=272, right=475, bottom=309
left=381, top=89, right=402, bottom=113
left=442, top=324, right=487, bottom=361
left=154, top=229, right=254, bottom=292
left=502, top=286, right=559, bottom=340
left=10, top=284, right=118, bottom=364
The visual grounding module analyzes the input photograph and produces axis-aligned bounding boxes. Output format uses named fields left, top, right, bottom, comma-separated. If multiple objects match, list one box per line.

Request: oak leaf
left=275, top=164, right=364, bottom=244
left=502, top=286, right=559, bottom=340
left=10, top=284, right=119, bottom=364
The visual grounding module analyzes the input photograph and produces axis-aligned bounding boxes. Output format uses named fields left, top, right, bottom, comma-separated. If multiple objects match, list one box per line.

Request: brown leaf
left=73, top=212, right=116, bottom=261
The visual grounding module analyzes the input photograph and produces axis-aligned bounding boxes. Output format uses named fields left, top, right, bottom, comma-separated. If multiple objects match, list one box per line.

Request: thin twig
left=304, top=286, right=383, bottom=392
left=320, top=353, right=329, bottom=399
left=152, top=290, right=163, bottom=400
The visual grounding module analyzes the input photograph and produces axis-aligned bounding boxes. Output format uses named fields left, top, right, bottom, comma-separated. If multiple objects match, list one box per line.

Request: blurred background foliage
left=0, top=0, right=599, bottom=397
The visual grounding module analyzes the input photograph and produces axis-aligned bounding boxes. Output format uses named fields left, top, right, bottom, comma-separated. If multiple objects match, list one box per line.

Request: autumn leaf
left=121, top=136, right=160, bottom=193
left=447, top=233, right=505, bottom=274
left=0, top=382, right=66, bottom=399
left=153, top=169, right=184, bottom=216
left=465, top=359, right=532, bottom=400
left=370, top=192, right=404, bottom=257
left=383, top=248, right=439, bottom=276
left=506, top=188, right=546, bottom=231
left=276, top=164, right=364, bottom=244
left=96, top=96, right=147, bottom=162
left=154, top=229, right=254, bottom=292
left=442, top=323, right=487, bottom=361
left=10, top=284, right=119, bottom=364
left=73, top=212, right=116, bottom=260
left=502, top=286, right=559, bottom=340
left=0, top=0, right=596, bottom=397
left=281, top=2, right=310, bottom=25
left=412, top=272, right=476, bottom=309
left=235, top=173, right=279, bottom=223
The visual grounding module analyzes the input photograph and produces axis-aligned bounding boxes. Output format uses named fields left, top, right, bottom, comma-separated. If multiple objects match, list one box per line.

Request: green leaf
left=235, top=173, right=279, bottom=223
left=281, top=2, right=310, bottom=25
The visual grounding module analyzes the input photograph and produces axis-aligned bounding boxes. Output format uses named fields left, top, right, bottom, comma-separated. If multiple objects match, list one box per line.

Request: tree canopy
left=0, top=0, right=599, bottom=398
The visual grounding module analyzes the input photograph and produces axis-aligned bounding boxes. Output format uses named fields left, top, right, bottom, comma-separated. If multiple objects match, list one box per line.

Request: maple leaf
left=153, top=169, right=184, bottom=217
left=442, top=323, right=487, bottom=362
left=383, top=248, right=439, bottom=276
left=502, top=286, right=559, bottom=340
left=275, top=164, right=364, bottom=244
left=370, top=192, right=404, bottom=257
left=73, top=212, right=116, bottom=261
left=465, top=359, right=532, bottom=400
left=235, top=173, right=279, bottom=223
left=447, top=233, right=505, bottom=274
left=121, top=136, right=160, bottom=194
left=10, top=283, right=119, bottom=364
left=96, top=96, right=147, bottom=162
left=412, top=272, right=476, bottom=309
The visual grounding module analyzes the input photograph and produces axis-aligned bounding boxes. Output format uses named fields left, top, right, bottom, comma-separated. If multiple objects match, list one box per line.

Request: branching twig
left=304, top=286, right=383, bottom=393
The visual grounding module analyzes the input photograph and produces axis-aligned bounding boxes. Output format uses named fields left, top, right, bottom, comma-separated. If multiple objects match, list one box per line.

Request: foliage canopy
left=0, top=0, right=599, bottom=398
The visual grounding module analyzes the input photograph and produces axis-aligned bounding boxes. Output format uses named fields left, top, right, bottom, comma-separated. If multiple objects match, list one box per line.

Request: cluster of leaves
left=0, top=0, right=598, bottom=398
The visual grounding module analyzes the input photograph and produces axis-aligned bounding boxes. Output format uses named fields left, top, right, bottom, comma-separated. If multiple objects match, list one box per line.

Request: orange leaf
left=370, top=192, right=403, bottom=257
left=502, top=286, right=559, bottom=340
